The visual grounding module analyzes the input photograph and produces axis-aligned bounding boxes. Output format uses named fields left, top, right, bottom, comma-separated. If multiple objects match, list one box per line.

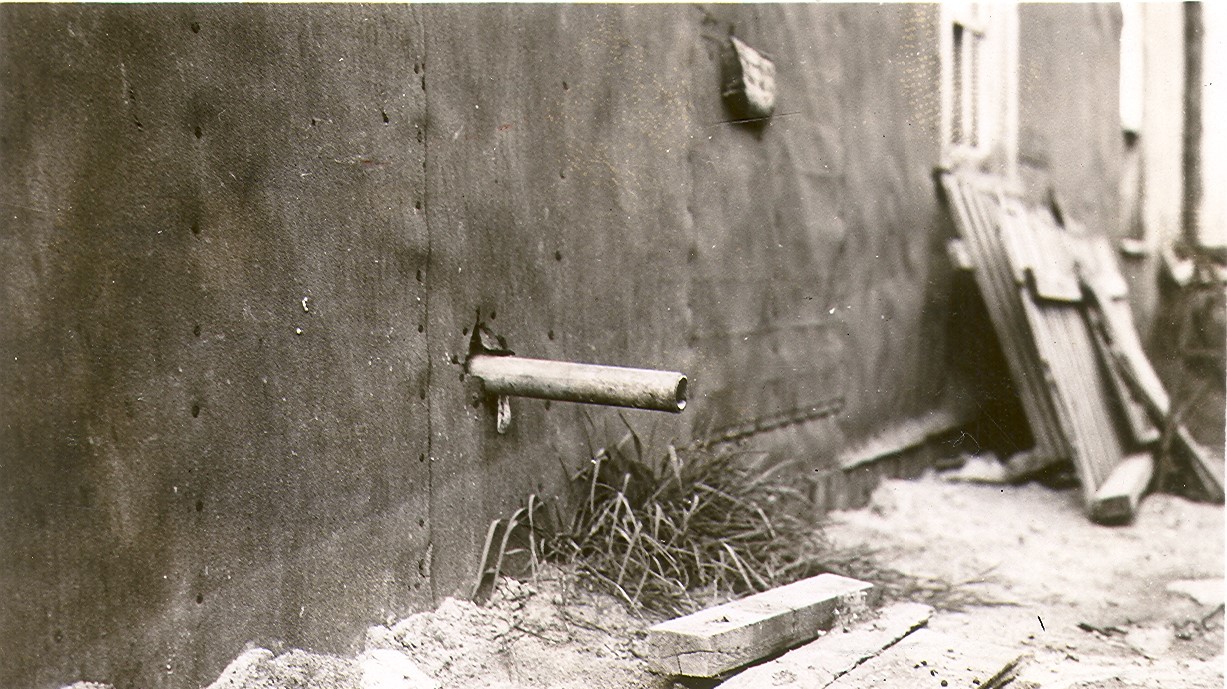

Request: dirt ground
left=88, top=470, right=1222, bottom=689
left=824, top=473, right=1225, bottom=689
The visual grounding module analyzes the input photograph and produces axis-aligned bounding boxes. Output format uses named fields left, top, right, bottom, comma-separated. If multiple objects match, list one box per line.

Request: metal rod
left=467, top=355, right=687, bottom=413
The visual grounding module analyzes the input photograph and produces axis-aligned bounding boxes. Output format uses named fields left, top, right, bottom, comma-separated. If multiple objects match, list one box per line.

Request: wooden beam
left=1090, top=453, right=1155, bottom=524
left=644, top=574, right=877, bottom=677
left=717, top=603, right=933, bottom=689
left=824, top=628, right=1027, bottom=689
left=1172, top=425, right=1225, bottom=503
left=1085, top=303, right=1160, bottom=446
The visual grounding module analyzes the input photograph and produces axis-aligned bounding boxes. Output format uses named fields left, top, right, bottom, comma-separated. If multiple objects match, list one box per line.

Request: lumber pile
left=939, top=171, right=1223, bottom=522
left=645, top=574, right=1028, bottom=687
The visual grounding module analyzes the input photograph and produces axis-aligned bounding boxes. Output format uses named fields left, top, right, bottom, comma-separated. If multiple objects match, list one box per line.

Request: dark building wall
left=1, top=6, right=433, bottom=687
left=0, top=5, right=1117, bottom=689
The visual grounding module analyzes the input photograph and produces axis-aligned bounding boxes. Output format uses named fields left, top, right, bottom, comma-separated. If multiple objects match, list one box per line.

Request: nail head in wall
left=54, top=630, right=63, bottom=643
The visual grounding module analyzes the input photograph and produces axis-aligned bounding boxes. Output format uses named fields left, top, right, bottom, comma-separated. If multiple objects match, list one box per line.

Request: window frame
left=940, top=1, right=1019, bottom=179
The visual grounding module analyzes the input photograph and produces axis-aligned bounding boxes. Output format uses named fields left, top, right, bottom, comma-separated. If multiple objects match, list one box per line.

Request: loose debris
left=1076, top=621, right=1126, bottom=637
left=1173, top=604, right=1225, bottom=641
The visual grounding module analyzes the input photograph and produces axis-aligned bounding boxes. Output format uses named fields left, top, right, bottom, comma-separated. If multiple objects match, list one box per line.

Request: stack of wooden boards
left=643, top=574, right=1027, bottom=688
left=939, top=171, right=1224, bottom=523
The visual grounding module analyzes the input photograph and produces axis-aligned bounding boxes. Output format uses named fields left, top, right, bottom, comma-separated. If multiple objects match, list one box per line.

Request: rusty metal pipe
left=466, top=355, right=687, bottom=413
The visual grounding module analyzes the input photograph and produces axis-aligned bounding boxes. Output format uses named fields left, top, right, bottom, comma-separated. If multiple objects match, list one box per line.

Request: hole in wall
left=195, top=500, right=204, bottom=512
left=191, top=221, right=200, bottom=236
left=196, top=594, right=204, bottom=605
left=193, top=324, right=201, bottom=338
left=194, top=126, right=202, bottom=139
left=547, top=329, right=555, bottom=340
left=417, top=324, right=424, bottom=333
left=381, top=110, right=389, bottom=124
left=191, top=404, right=200, bottom=418
left=554, top=250, right=563, bottom=261
left=190, top=21, right=200, bottom=33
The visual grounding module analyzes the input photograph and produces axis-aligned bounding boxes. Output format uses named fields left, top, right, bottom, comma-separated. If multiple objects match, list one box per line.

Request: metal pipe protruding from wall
left=467, top=355, right=688, bottom=413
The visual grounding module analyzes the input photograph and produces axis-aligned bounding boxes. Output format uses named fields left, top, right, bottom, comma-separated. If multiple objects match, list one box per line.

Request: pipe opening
left=674, top=376, right=688, bottom=412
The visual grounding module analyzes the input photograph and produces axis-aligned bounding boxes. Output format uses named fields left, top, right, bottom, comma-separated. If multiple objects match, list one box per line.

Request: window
left=940, top=1, right=1019, bottom=176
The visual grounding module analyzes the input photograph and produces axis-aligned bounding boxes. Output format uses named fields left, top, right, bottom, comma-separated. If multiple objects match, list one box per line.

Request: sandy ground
left=71, top=472, right=1224, bottom=689
left=825, top=473, right=1225, bottom=689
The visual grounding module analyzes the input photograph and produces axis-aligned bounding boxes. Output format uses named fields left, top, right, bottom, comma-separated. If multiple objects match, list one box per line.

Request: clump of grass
left=545, top=422, right=820, bottom=616
left=473, top=418, right=1009, bottom=616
